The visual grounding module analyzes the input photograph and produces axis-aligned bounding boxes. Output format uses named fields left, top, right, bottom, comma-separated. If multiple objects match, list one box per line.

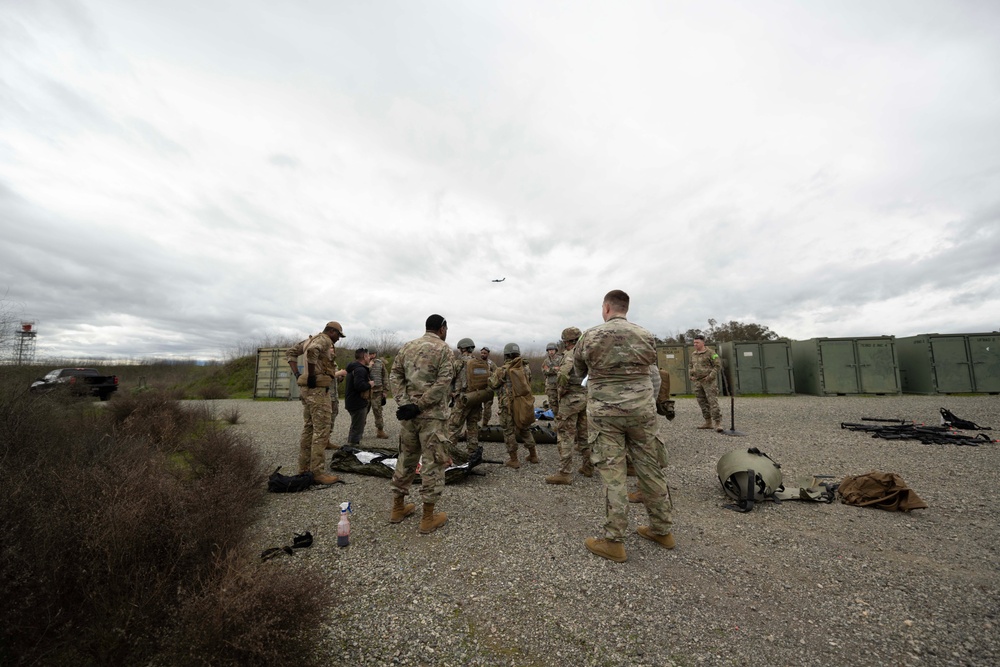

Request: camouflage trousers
left=556, top=391, right=589, bottom=475
left=544, top=383, right=560, bottom=417
left=498, top=402, right=535, bottom=454
left=694, top=379, right=722, bottom=422
left=447, top=395, right=483, bottom=452
left=391, top=417, right=450, bottom=505
left=481, top=396, right=494, bottom=427
left=299, top=387, right=332, bottom=475
left=590, top=413, right=672, bottom=542
left=368, top=388, right=385, bottom=430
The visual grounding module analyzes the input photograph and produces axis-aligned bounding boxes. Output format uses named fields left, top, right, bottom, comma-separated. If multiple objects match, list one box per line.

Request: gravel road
left=221, top=394, right=999, bottom=667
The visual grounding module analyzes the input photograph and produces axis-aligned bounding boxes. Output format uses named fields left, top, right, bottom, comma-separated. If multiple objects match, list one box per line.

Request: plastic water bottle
left=337, top=501, right=351, bottom=547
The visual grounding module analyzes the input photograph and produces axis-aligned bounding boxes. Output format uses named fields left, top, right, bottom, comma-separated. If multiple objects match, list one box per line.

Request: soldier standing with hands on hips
left=573, top=290, right=674, bottom=562
left=388, top=314, right=454, bottom=534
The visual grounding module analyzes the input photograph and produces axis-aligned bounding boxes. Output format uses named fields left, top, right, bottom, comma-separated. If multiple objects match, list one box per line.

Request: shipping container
left=254, top=347, right=300, bottom=399
left=791, top=337, right=900, bottom=395
left=719, top=341, right=795, bottom=394
left=655, top=343, right=722, bottom=394
left=656, top=345, right=688, bottom=395
left=897, top=333, right=1000, bottom=394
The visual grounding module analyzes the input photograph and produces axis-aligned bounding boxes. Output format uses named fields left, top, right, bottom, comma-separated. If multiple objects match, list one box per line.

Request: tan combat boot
left=389, top=495, right=416, bottom=523
left=418, top=503, right=448, bottom=534
left=312, top=473, right=340, bottom=485
left=505, top=451, right=521, bottom=469
left=714, top=421, right=723, bottom=433
left=545, top=471, right=572, bottom=485
left=526, top=446, right=540, bottom=464
left=377, top=429, right=389, bottom=439
left=697, top=419, right=713, bottom=429
left=637, top=526, right=675, bottom=549
left=584, top=537, right=627, bottom=563
left=628, top=490, right=644, bottom=503
left=578, top=454, right=594, bottom=477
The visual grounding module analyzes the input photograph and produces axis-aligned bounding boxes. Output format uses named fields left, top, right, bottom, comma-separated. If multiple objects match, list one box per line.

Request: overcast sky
left=1, top=0, right=998, bottom=361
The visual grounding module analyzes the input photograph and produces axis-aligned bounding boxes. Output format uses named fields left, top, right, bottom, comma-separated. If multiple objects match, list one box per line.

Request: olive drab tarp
left=478, top=423, right=557, bottom=444
left=328, top=445, right=487, bottom=484
left=837, top=471, right=928, bottom=512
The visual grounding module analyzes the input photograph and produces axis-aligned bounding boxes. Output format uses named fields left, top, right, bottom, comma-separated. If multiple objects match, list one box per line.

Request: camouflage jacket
left=541, top=352, right=564, bottom=386
left=389, top=332, right=454, bottom=420
left=370, top=357, right=388, bottom=390
left=488, top=357, right=531, bottom=405
left=689, top=347, right=721, bottom=382
left=451, top=351, right=480, bottom=394
left=573, top=315, right=656, bottom=418
left=556, top=347, right=586, bottom=396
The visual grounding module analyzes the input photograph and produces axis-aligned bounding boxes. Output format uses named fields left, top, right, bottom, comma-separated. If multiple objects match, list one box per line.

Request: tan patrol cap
left=324, top=321, right=346, bottom=337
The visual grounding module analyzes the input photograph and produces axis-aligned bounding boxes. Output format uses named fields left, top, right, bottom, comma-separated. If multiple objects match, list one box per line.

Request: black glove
left=381, top=396, right=387, bottom=406
left=396, top=404, right=421, bottom=421
left=307, top=375, right=317, bottom=389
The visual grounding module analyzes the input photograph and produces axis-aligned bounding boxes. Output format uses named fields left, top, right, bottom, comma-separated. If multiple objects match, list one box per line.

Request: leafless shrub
left=220, top=405, right=241, bottom=424
left=0, top=382, right=330, bottom=666
left=197, top=384, right=229, bottom=400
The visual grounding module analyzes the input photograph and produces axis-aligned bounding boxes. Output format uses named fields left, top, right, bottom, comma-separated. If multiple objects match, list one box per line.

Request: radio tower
left=14, top=321, right=37, bottom=364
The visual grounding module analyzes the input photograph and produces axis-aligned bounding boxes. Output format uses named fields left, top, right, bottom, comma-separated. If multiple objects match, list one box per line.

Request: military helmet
left=561, top=326, right=582, bottom=342
left=717, top=447, right=783, bottom=511
left=457, top=337, right=475, bottom=350
left=546, top=342, right=558, bottom=351
left=503, top=342, right=520, bottom=356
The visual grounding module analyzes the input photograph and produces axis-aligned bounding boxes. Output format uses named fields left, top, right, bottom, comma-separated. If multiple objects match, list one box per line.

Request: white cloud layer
left=1, top=0, right=998, bottom=359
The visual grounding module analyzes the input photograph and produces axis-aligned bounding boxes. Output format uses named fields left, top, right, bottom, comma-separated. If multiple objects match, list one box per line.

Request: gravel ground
left=221, top=394, right=999, bottom=667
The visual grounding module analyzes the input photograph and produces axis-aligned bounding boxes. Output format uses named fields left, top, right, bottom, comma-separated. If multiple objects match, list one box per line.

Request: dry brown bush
left=0, top=385, right=332, bottom=666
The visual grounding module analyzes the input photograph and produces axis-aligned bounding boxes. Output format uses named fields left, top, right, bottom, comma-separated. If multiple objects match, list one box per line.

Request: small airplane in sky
left=491, top=277, right=506, bottom=283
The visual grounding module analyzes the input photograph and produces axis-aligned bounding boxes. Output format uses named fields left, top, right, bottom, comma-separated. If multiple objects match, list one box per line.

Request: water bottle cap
left=340, top=501, right=351, bottom=513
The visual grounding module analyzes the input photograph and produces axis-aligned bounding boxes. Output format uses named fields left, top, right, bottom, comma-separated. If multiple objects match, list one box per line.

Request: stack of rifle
left=841, top=417, right=996, bottom=447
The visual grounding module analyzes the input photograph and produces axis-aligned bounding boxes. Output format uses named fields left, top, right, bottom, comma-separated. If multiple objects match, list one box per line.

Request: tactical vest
left=466, top=358, right=490, bottom=392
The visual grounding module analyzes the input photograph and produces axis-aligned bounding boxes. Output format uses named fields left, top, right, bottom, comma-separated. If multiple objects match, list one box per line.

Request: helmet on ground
left=546, top=342, right=558, bottom=351
left=561, top=326, right=582, bottom=342
left=457, top=337, right=475, bottom=350
left=716, top=447, right=783, bottom=511
left=503, top=342, right=520, bottom=356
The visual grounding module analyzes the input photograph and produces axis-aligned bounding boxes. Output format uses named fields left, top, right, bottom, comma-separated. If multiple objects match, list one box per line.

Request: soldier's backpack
left=466, top=357, right=490, bottom=392
left=507, top=357, right=535, bottom=430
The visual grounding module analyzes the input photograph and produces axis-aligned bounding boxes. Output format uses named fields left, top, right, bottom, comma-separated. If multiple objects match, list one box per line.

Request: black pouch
left=267, top=466, right=313, bottom=493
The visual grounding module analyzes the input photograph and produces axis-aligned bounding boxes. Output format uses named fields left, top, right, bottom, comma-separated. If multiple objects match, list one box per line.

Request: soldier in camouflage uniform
left=287, top=335, right=344, bottom=447
left=479, top=347, right=497, bottom=427
left=368, top=352, right=390, bottom=439
left=541, top=342, right=563, bottom=416
left=545, top=326, right=591, bottom=485
left=689, top=334, right=723, bottom=432
left=294, top=321, right=347, bottom=485
left=573, top=290, right=674, bottom=562
left=388, top=314, right=454, bottom=534
left=488, top=343, right=538, bottom=469
left=447, top=337, right=484, bottom=462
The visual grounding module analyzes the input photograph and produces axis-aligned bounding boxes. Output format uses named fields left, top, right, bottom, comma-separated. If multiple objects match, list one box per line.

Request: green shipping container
left=657, top=343, right=724, bottom=394
left=791, top=337, right=900, bottom=395
left=719, top=341, right=795, bottom=394
left=897, top=333, right=1000, bottom=394
left=656, top=345, right=688, bottom=395
left=254, top=347, right=300, bottom=399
